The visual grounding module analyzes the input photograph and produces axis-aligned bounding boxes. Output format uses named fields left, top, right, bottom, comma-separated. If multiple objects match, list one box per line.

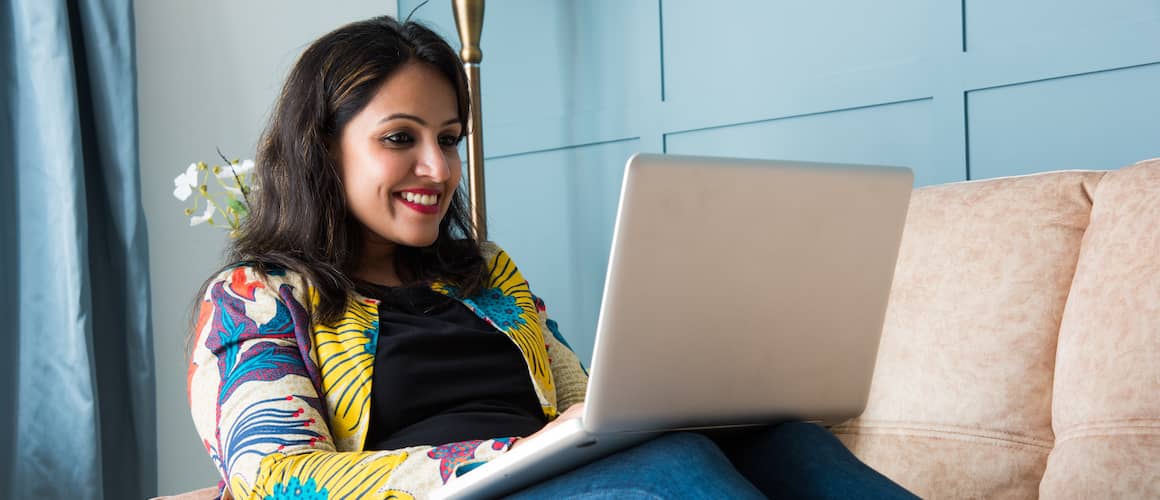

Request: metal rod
left=452, top=0, right=487, bottom=241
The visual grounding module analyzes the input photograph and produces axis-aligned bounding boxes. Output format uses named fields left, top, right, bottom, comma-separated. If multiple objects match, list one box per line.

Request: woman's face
left=338, top=62, right=463, bottom=252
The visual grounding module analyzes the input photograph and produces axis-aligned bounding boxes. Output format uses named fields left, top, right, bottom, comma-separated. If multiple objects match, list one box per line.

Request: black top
left=360, top=283, right=547, bottom=450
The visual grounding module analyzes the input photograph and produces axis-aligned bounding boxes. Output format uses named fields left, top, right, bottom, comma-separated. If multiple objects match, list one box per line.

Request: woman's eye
left=439, top=135, right=463, bottom=148
left=382, top=132, right=414, bottom=145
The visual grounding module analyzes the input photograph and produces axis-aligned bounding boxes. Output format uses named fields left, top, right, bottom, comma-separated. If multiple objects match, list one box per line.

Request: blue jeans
left=508, top=422, right=918, bottom=499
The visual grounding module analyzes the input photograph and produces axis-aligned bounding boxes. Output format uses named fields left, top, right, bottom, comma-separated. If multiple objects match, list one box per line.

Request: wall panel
left=666, top=99, right=954, bottom=186
left=967, top=63, right=1160, bottom=179
left=966, top=0, right=1160, bottom=52
left=663, top=0, right=933, bottom=108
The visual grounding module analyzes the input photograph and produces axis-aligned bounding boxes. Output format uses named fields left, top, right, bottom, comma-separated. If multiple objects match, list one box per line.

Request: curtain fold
left=1, top=0, right=156, bottom=498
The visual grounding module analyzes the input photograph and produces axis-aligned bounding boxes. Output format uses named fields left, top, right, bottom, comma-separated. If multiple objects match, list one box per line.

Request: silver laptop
left=433, top=153, right=913, bottom=499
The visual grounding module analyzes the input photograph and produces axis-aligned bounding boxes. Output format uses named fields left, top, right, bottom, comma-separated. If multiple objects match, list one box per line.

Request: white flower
left=173, top=163, right=199, bottom=201
left=217, top=159, right=255, bottom=178
left=189, top=204, right=216, bottom=226
left=221, top=185, right=244, bottom=195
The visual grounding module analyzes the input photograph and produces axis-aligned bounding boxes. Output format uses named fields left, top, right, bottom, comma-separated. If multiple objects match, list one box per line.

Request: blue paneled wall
left=399, top=0, right=1160, bottom=363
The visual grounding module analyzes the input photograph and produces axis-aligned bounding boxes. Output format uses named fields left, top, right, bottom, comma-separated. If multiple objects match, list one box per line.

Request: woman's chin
left=397, top=232, right=440, bottom=248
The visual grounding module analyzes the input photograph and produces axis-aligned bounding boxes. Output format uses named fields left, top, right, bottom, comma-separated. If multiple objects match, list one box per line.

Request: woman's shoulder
left=483, top=240, right=539, bottom=263
left=475, top=241, right=541, bottom=293
left=478, top=241, right=529, bottom=275
left=479, top=240, right=503, bottom=260
left=201, top=262, right=312, bottom=303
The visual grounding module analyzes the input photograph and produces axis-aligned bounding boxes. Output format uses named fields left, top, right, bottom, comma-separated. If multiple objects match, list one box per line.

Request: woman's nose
left=415, top=140, right=450, bottom=182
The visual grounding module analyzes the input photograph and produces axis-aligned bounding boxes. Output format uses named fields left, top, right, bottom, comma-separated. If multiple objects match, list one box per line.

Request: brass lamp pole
left=452, top=0, right=487, bottom=241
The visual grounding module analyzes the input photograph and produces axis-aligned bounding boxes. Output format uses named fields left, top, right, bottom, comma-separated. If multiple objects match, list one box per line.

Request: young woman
left=187, top=16, right=916, bottom=499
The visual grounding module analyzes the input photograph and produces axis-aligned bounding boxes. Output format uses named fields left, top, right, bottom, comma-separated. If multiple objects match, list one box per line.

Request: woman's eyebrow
left=378, top=113, right=460, bottom=126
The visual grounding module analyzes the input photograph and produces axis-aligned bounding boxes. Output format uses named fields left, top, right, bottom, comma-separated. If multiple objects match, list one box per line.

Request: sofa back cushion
left=1039, top=159, right=1160, bottom=499
left=832, top=170, right=1105, bottom=498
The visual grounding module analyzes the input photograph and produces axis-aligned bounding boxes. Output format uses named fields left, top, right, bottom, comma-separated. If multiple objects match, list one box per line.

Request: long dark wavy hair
left=218, top=16, right=488, bottom=324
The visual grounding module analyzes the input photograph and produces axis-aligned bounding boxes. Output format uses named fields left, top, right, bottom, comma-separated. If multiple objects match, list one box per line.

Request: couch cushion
left=1039, top=159, right=1160, bottom=499
left=832, top=170, right=1106, bottom=499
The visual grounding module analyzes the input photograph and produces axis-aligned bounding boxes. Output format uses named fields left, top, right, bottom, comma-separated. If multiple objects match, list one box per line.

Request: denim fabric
left=509, top=432, right=765, bottom=499
left=715, top=422, right=919, bottom=499
left=510, top=423, right=917, bottom=499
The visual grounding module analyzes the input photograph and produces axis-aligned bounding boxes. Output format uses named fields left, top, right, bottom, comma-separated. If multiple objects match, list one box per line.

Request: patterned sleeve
left=187, top=267, right=515, bottom=500
left=532, top=294, right=589, bottom=412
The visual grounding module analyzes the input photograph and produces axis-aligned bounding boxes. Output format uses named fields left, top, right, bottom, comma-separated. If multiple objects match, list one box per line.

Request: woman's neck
left=355, top=239, right=402, bottom=286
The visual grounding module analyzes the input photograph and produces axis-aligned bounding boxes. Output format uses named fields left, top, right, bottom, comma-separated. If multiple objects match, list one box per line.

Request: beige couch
left=161, top=159, right=1160, bottom=500
left=832, top=158, right=1160, bottom=499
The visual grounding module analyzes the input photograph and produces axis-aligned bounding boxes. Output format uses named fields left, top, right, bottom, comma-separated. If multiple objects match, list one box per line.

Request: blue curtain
left=0, top=0, right=156, bottom=498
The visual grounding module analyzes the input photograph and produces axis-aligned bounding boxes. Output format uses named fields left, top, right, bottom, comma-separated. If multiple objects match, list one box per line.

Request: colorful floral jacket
left=188, top=243, right=589, bottom=499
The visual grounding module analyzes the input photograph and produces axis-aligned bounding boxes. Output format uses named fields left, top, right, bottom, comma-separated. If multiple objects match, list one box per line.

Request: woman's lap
left=508, top=422, right=917, bottom=500
left=507, top=432, right=764, bottom=500
left=712, top=421, right=919, bottom=499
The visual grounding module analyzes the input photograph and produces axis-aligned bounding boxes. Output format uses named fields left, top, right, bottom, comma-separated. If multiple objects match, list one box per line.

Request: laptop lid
left=583, top=153, right=913, bottom=433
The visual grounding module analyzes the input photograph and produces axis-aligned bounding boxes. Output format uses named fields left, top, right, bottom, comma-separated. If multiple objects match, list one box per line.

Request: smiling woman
left=186, top=16, right=586, bottom=499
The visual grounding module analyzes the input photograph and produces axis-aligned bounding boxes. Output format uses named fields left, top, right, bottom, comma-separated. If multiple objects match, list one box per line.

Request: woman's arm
left=532, top=292, right=589, bottom=412
left=505, top=292, right=589, bottom=449
left=188, top=267, right=515, bottom=499
left=510, top=402, right=585, bottom=450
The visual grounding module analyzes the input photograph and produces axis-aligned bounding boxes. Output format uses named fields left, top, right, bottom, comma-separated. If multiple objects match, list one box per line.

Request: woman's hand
left=510, top=403, right=585, bottom=450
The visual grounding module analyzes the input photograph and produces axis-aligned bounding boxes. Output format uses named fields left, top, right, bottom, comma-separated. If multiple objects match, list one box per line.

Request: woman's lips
left=396, top=192, right=440, bottom=214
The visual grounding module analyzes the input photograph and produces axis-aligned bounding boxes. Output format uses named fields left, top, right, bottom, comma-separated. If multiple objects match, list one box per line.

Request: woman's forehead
left=357, top=63, right=459, bottom=124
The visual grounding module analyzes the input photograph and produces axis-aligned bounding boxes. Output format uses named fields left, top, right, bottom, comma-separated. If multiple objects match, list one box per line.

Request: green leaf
left=228, top=198, right=249, bottom=218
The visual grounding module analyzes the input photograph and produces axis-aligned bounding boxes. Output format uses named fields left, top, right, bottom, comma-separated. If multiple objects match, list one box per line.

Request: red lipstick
left=396, top=190, right=441, bottom=215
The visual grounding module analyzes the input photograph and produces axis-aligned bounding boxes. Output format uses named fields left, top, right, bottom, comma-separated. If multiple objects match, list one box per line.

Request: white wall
left=134, top=1, right=398, bottom=494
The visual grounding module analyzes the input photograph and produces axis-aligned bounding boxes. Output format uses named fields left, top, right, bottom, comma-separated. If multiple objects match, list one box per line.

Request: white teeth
left=401, top=192, right=438, bottom=206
